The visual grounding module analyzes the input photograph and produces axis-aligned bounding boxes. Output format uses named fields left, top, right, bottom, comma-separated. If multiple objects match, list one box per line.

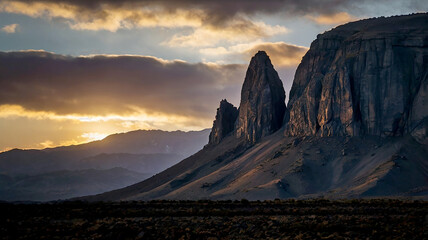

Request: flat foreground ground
left=0, top=199, right=427, bottom=239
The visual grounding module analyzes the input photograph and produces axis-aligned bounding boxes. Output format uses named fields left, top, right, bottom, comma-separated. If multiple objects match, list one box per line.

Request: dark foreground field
left=0, top=199, right=427, bottom=239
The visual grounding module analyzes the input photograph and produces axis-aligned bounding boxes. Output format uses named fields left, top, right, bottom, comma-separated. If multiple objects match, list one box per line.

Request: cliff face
left=208, top=99, right=238, bottom=145
left=235, top=51, right=286, bottom=144
left=285, top=14, right=428, bottom=139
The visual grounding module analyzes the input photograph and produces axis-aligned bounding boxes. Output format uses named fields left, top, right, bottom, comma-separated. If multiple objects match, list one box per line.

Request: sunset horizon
left=1, top=1, right=426, bottom=149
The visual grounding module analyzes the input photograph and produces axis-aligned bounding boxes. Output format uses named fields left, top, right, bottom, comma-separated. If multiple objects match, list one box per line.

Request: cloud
left=307, top=12, right=357, bottom=25
left=3, top=0, right=425, bottom=48
left=5, top=0, right=424, bottom=23
left=200, top=41, right=308, bottom=103
left=0, top=50, right=246, bottom=121
left=200, top=41, right=308, bottom=67
left=1, top=23, right=19, bottom=33
left=1, top=0, right=426, bottom=31
left=80, top=132, right=109, bottom=141
left=0, top=0, right=345, bottom=27
left=0, top=1, right=205, bottom=31
left=240, top=42, right=308, bottom=67
left=39, top=140, right=54, bottom=148
left=165, top=19, right=287, bottom=47
left=0, top=1, right=290, bottom=47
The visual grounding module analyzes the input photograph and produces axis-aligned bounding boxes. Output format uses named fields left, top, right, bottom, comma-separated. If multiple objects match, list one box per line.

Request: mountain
left=0, top=168, right=149, bottom=202
left=285, top=13, right=428, bottom=140
left=0, top=129, right=210, bottom=201
left=235, top=51, right=286, bottom=144
left=0, top=129, right=210, bottom=176
left=81, top=13, right=428, bottom=201
left=50, top=129, right=212, bottom=157
left=208, top=99, right=238, bottom=145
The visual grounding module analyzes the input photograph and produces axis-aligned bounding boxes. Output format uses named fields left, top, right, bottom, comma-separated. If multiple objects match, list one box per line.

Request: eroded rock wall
left=285, top=14, right=428, bottom=138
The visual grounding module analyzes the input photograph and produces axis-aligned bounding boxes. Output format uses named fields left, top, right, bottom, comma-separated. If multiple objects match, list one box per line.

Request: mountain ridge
left=0, top=129, right=210, bottom=201
left=80, top=13, right=428, bottom=201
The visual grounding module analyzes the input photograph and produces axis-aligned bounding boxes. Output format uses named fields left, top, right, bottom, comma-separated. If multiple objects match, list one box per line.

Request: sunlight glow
left=307, top=12, right=357, bottom=25
left=0, top=104, right=211, bottom=150
left=0, top=104, right=210, bottom=129
left=81, top=132, right=109, bottom=142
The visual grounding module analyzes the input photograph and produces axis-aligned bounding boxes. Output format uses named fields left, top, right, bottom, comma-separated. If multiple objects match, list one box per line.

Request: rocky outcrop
left=285, top=13, right=428, bottom=138
left=80, top=14, right=428, bottom=202
left=208, top=99, right=238, bottom=145
left=235, top=51, right=286, bottom=144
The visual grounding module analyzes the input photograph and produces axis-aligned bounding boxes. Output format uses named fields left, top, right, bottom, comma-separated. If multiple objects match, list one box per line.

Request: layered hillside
left=82, top=14, right=428, bottom=201
left=0, top=129, right=210, bottom=201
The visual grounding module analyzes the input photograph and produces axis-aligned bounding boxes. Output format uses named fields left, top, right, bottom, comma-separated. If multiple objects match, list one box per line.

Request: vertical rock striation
left=285, top=13, right=428, bottom=139
left=208, top=99, right=238, bottom=145
left=235, top=51, right=286, bottom=144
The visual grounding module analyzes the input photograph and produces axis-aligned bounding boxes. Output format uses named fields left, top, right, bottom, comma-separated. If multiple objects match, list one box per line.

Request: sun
left=81, top=132, right=109, bottom=142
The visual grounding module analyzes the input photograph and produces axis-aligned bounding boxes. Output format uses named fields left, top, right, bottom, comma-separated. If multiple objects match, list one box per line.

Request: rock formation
left=208, top=99, right=238, bottom=145
left=285, top=13, right=428, bottom=139
left=81, top=14, right=428, bottom=202
left=235, top=51, right=286, bottom=144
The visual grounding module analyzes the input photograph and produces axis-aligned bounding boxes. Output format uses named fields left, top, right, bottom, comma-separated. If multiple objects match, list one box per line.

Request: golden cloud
left=0, top=1, right=287, bottom=47
left=165, top=19, right=288, bottom=47
left=307, top=12, right=357, bottom=25
left=0, top=50, right=245, bottom=118
left=0, top=104, right=211, bottom=131
left=200, top=41, right=308, bottom=67
left=39, top=140, right=54, bottom=148
left=0, top=1, right=204, bottom=31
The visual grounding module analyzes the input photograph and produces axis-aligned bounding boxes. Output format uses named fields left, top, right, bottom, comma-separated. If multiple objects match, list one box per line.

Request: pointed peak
left=255, top=50, right=268, bottom=56
left=209, top=99, right=238, bottom=145
left=219, top=99, right=236, bottom=110
left=250, top=50, right=272, bottom=66
left=236, top=50, right=286, bottom=144
left=220, top=99, right=231, bottom=104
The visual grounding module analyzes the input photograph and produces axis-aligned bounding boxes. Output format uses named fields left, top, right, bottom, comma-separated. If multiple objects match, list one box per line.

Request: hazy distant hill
left=0, top=129, right=210, bottom=201
left=0, top=129, right=210, bottom=176
left=0, top=168, right=150, bottom=202
left=47, top=129, right=212, bottom=157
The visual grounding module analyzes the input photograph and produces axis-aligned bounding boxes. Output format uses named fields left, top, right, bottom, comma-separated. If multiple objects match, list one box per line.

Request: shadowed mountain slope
left=0, top=129, right=210, bottom=201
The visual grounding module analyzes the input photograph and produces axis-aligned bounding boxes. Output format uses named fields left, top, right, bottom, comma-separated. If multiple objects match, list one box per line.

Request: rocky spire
left=235, top=51, right=286, bottom=144
left=208, top=99, right=238, bottom=145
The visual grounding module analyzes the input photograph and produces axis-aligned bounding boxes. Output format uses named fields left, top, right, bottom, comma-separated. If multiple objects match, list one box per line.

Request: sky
left=0, top=0, right=426, bottom=151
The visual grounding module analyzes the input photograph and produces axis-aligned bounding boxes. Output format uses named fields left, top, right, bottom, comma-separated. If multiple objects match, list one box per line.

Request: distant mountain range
left=81, top=13, right=428, bottom=201
left=0, top=168, right=149, bottom=202
left=0, top=129, right=210, bottom=201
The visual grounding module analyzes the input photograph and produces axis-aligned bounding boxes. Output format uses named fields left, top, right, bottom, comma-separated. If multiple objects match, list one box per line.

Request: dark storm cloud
left=11, top=0, right=426, bottom=13
left=8, top=0, right=425, bottom=27
left=5, top=0, right=353, bottom=20
left=3, top=0, right=425, bottom=35
left=0, top=50, right=245, bottom=118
